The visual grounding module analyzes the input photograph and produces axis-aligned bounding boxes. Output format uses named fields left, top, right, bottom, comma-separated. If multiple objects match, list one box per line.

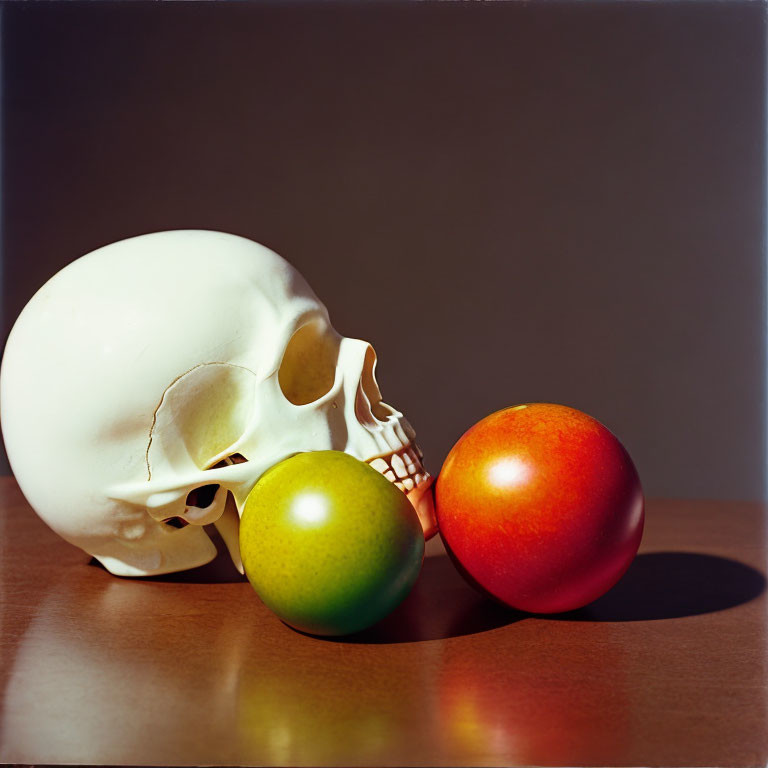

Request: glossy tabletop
left=1, top=476, right=766, bottom=766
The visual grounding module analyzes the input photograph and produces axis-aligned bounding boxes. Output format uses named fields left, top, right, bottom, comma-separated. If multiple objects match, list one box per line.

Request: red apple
left=435, top=403, right=644, bottom=614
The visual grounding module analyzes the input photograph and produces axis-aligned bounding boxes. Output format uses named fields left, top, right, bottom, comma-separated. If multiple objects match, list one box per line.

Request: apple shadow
left=92, top=546, right=766, bottom=632
left=547, top=551, right=766, bottom=622
left=327, top=550, right=766, bottom=643
left=322, top=553, right=519, bottom=644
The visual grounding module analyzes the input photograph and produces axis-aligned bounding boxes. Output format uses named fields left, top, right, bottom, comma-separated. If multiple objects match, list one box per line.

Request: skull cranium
left=0, top=230, right=437, bottom=576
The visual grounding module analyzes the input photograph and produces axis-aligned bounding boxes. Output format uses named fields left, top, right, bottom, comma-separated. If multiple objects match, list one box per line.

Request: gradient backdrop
left=1, top=1, right=765, bottom=500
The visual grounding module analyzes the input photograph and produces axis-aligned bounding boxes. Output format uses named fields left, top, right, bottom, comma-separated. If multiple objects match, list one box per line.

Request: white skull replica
left=0, top=230, right=437, bottom=577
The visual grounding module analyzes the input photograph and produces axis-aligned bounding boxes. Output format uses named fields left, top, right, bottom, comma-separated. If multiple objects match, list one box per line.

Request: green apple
left=240, top=450, right=424, bottom=636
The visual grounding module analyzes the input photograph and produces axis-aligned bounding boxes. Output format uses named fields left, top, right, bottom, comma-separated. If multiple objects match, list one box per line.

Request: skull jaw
left=89, top=523, right=218, bottom=577
left=362, top=438, right=438, bottom=540
left=407, top=477, right=438, bottom=540
left=97, top=458, right=436, bottom=578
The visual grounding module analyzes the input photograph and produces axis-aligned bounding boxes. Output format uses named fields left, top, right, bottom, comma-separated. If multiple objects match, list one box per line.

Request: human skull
left=0, top=230, right=437, bottom=576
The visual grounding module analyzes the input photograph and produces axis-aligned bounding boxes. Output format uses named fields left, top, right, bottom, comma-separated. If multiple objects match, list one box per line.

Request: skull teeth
left=369, top=458, right=389, bottom=473
left=391, top=454, right=408, bottom=479
left=366, top=443, right=430, bottom=492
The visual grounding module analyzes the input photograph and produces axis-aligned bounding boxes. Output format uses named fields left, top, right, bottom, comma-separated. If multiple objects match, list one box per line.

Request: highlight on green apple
left=240, top=450, right=425, bottom=636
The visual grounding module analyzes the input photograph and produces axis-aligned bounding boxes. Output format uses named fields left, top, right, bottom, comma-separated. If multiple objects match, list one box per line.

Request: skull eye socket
left=360, top=346, right=391, bottom=421
left=279, top=322, right=340, bottom=405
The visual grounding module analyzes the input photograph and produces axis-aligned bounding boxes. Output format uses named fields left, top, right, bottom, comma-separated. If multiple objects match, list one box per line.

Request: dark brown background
left=1, top=1, right=765, bottom=501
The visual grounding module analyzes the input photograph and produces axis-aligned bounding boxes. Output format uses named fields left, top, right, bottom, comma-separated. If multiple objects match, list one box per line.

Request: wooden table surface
left=0, top=475, right=766, bottom=767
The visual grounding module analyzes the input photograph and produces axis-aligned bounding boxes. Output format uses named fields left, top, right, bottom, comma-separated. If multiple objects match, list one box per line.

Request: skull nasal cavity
left=186, top=484, right=219, bottom=508
left=279, top=322, right=339, bottom=405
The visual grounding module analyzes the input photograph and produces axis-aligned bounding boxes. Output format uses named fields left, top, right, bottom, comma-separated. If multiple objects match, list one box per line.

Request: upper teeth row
left=368, top=444, right=428, bottom=492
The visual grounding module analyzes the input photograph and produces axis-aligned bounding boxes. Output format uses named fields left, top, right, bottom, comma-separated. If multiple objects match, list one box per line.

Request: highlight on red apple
left=435, top=403, right=644, bottom=614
